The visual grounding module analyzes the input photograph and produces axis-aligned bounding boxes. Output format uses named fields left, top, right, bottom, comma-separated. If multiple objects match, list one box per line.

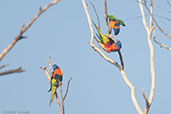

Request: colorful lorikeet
left=48, top=64, right=63, bottom=106
left=93, top=21, right=122, bottom=52
left=92, top=21, right=111, bottom=44
left=107, top=15, right=125, bottom=35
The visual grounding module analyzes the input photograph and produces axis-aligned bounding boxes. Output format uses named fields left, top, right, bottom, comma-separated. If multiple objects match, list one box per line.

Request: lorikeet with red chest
left=48, top=64, right=63, bottom=106
left=107, top=15, right=125, bottom=35
left=93, top=21, right=122, bottom=53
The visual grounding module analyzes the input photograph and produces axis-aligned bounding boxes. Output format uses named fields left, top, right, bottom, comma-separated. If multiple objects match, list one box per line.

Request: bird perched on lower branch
left=48, top=64, right=63, bottom=106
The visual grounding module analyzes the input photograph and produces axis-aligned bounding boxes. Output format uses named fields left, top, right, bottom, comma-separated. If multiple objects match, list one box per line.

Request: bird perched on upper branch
left=93, top=21, right=122, bottom=53
left=48, top=64, right=63, bottom=106
left=107, top=15, right=125, bottom=35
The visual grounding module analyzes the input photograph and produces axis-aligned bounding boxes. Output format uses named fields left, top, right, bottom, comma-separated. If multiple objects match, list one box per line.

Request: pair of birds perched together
left=48, top=64, right=63, bottom=106
left=93, top=15, right=125, bottom=53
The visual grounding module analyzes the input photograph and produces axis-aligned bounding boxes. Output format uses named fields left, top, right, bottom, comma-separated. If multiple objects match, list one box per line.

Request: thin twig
left=118, top=50, right=124, bottom=70
left=48, top=56, right=52, bottom=74
left=139, top=0, right=156, bottom=113
left=104, top=0, right=114, bottom=39
left=0, top=64, right=8, bottom=69
left=0, top=0, right=60, bottom=62
left=153, top=29, right=171, bottom=51
left=142, top=89, right=150, bottom=114
left=56, top=93, right=62, bottom=114
left=40, top=66, right=51, bottom=82
left=63, top=77, right=72, bottom=100
left=0, top=67, right=25, bottom=76
left=144, top=1, right=171, bottom=39
left=59, top=82, right=65, bottom=114
left=90, top=1, right=100, bottom=29
left=104, top=0, right=110, bottom=34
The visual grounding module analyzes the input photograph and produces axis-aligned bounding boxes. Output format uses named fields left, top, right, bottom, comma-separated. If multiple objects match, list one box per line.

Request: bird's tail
left=49, top=83, right=57, bottom=106
left=49, top=92, right=56, bottom=106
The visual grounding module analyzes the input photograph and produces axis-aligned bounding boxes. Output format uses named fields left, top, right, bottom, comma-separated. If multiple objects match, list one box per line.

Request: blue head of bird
left=115, top=40, right=122, bottom=49
left=53, top=64, right=59, bottom=70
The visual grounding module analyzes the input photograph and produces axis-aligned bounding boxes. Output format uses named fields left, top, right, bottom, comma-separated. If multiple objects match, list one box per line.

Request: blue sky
left=0, top=0, right=171, bottom=114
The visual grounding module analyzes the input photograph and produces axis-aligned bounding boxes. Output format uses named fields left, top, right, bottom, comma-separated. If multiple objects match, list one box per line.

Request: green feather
left=108, top=14, right=126, bottom=26
left=107, top=15, right=116, bottom=21
left=96, top=33, right=104, bottom=44
left=92, top=21, right=110, bottom=44
left=49, top=79, right=57, bottom=106
left=116, top=19, right=126, bottom=26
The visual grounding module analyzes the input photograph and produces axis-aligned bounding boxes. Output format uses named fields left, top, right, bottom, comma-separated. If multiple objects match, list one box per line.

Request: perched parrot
left=93, top=21, right=122, bottom=53
left=107, top=15, right=125, bottom=35
left=48, top=64, right=63, bottom=106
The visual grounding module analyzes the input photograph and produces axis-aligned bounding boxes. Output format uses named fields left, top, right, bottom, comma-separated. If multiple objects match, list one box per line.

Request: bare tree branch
left=104, top=0, right=113, bottom=39
left=48, top=56, right=52, bottom=74
left=142, top=89, right=150, bottom=114
left=0, top=67, right=25, bottom=76
left=82, top=0, right=121, bottom=70
left=0, top=0, right=60, bottom=62
left=59, top=83, right=65, bottom=114
left=139, top=0, right=156, bottom=113
left=153, top=29, right=171, bottom=51
left=55, top=93, right=62, bottom=114
left=0, top=64, right=8, bottom=69
left=143, top=1, right=171, bottom=39
left=63, top=77, right=72, bottom=100
left=104, top=0, right=110, bottom=34
left=90, top=1, right=100, bottom=29
left=40, top=66, right=51, bottom=82
left=82, top=0, right=143, bottom=114
left=118, top=50, right=124, bottom=70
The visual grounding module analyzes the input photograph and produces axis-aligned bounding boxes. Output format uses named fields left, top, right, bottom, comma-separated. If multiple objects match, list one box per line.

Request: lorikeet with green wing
left=48, top=64, right=63, bottom=106
left=107, top=15, right=125, bottom=35
left=93, top=21, right=122, bottom=53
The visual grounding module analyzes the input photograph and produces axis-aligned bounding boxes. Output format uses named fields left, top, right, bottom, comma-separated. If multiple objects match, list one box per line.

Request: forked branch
left=40, top=57, right=61, bottom=114
left=139, top=0, right=156, bottom=113
left=82, top=0, right=143, bottom=114
left=40, top=56, right=72, bottom=114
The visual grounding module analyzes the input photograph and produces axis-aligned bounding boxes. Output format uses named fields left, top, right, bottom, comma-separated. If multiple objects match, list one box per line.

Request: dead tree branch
left=0, top=64, right=8, bottom=69
left=0, top=0, right=60, bottom=62
left=118, top=50, right=124, bottom=69
left=142, top=90, right=150, bottom=114
left=0, top=67, right=25, bottom=76
left=143, top=1, right=171, bottom=39
left=59, top=83, right=65, bottom=114
left=63, top=77, right=72, bottom=100
left=82, top=0, right=143, bottom=114
left=90, top=1, right=100, bottom=29
left=139, top=0, right=156, bottom=113
left=104, top=0, right=113, bottom=39
left=104, top=0, right=110, bottom=34
left=153, top=28, right=171, bottom=51
left=56, top=93, right=62, bottom=114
